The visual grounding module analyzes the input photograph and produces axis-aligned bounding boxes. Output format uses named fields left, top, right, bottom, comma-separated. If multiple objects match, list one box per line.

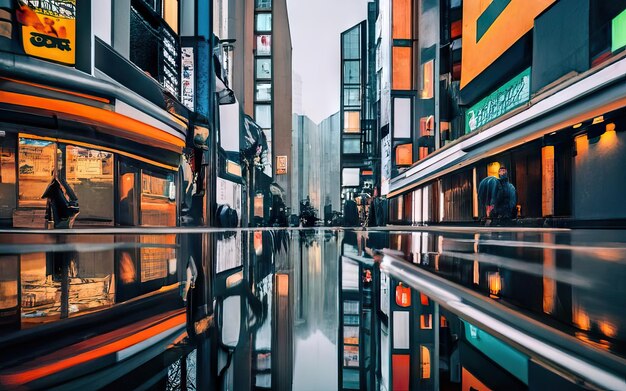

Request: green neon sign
left=465, top=67, right=531, bottom=134
left=612, top=9, right=626, bottom=52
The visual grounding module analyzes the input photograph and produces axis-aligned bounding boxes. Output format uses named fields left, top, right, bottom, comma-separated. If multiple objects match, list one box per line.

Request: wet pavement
left=0, top=227, right=625, bottom=390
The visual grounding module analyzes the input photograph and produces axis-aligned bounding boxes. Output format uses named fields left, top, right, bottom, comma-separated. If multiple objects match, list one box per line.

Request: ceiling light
left=592, top=116, right=605, bottom=125
left=573, top=123, right=582, bottom=129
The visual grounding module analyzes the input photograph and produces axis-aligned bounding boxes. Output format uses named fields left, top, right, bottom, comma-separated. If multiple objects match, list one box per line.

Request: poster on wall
left=381, top=134, right=391, bottom=196
left=276, top=155, right=287, bottom=175
left=461, top=0, right=555, bottom=89
left=181, top=47, right=195, bottom=110
left=16, top=0, right=76, bottom=65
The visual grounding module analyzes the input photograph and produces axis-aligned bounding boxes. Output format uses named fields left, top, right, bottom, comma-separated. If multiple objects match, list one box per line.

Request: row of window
left=0, top=134, right=176, bottom=227
left=254, top=1, right=273, bottom=177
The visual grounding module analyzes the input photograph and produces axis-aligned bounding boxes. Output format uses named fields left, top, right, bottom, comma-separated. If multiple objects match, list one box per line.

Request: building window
left=256, top=0, right=272, bottom=9
left=393, top=46, right=412, bottom=90
left=256, top=35, right=272, bottom=55
left=343, top=27, right=361, bottom=60
left=392, top=0, right=412, bottom=39
left=141, top=169, right=176, bottom=226
left=393, top=97, right=412, bottom=138
left=163, top=0, right=179, bottom=34
left=256, top=58, right=272, bottom=79
left=255, top=82, right=272, bottom=101
left=396, top=144, right=413, bottom=166
left=343, top=138, right=361, bottom=154
left=342, top=168, right=360, bottom=187
left=344, top=111, right=361, bottom=133
left=118, top=160, right=139, bottom=226
left=343, top=60, right=361, bottom=84
left=65, top=146, right=114, bottom=223
left=18, top=138, right=56, bottom=208
left=0, top=134, right=16, bottom=220
left=421, top=60, right=434, bottom=99
left=256, top=13, right=272, bottom=32
left=255, top=104, right=272, bottom=129
left=343, top=86, right=361, bottom=107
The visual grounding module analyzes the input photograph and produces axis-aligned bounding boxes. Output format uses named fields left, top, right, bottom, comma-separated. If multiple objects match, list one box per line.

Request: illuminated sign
left=181, top=47, right=195, bottom=110
left=461, top=0, right=554, bottom=89
left=465, top=67, right=530, bottom=134
left=16, top=0, right=76, bottom=65
left=612, top=8, right=626, bottom=52
left=276, top=155, right=287, bottom=175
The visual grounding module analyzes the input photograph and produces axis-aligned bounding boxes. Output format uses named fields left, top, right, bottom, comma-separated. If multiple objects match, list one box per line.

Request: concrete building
left=214, top=0, right=294, bottom=212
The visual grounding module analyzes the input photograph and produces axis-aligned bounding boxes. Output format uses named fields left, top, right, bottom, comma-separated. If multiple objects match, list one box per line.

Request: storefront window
left=140, top=234, right=176, bottom=282
left=18, top=138, right=56, bottom=208
left=0, top=135, right=16, bottom=220
left=118, top=161, right=139, bottom=226
left=141, top=169, right=176, bottom=226
left=66, top=146, right=114, bottom=223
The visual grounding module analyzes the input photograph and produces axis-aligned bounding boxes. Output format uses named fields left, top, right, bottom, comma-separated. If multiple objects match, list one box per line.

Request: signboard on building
left=276, top=155, right=287, bottom=175
left=465, top=67, right=531, bottom=134
left=461, top=0, right=554, bottom=89
left=181, top=47, right=195, bottom=110
left=381, top=134, right=391, bottom=196
left=16, top=0, right=76, bottom=65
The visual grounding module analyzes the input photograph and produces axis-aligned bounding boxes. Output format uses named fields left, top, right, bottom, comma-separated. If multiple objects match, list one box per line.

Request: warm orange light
left=276, top=273, right=289, bottom=297
left=573, top=308, right=591, bottom=331
left=573, top=123, right=583, bottom=129
left=598, top=320, right=617, bottom=338
left=1, top=91, right=185, bottom=153
left=420, top=346, right=431, bottom=379
left=395, top=282, right=411, bottom=307
left=420, top=314, right=433, bottom=329
left=488, top=272, right=502, bottom=298
left=0, top=311, right=185, bottom=387
left=592, top=115, right=605, bottom=125
left=1, top=77, right=111, bottom=104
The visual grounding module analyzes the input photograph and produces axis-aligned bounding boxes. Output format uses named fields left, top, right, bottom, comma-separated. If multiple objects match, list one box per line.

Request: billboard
left=461, top=0, right=555, bottom=89
left=16, top=0, right=76, bottom=65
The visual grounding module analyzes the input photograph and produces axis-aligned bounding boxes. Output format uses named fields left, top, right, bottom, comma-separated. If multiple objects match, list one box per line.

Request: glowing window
left=18, top=138, right=55, bottom=208
left=421, top=60, right=434, bottom=99
left=396, top=144, right=413, bottom=166
left=392, top=0, right=412, bottom=39
left=141, top=170, right=176, bottom=227
left=393, top=46, right=412, bottom=90
left=420, top=314, right=432, bottom=329
left=163, top=0, right=179, bottom=34
left=420, top=346, right=431, bottom=379
left=344, top=111, right=361, bottom=133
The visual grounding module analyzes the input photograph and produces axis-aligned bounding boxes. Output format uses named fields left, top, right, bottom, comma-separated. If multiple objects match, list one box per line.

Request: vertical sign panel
left=181, top=47, right=195, bottom=110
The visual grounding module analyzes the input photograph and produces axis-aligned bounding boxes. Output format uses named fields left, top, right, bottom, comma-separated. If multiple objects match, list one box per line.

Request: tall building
left=370, top=0, right=626, bottom=227
left=214, top=0, right=294, bottom=215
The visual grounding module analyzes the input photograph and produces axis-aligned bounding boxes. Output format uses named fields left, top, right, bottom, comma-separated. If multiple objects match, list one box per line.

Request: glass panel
left=342, top=258, right=359, bottom=290
left=344, top=326, right=359, bottom=344
left=118, top=161, right=138, bottom=226
left=393, top=46, right=412, bottom=90
left=342, top=168, right=360, bottom=187
left=343, top=60, right=360, bottom=84
left=0, top=135, right=16, bottom=219
left=256, top=13, right=272, bottom=32
left=163, top=0, right=178, bottom=34
left=343, top=368, right=360, bottom=389
left=257, top=35, right=272, bottom=55
left=343, top=86, right=361, bottom=107
left=396, top=144, right=413, bottom=166
left=141, top=169, right=176, bottom=226
left=256, top=58, right=272, bottom=79
left=255, top=82, right=272, bottom=101
left=344, top=345, right=359, bottom=367
left=342, top=26, right=361, bottom=60
left=421, top=60, right=434, bottom=99
left=255, top=104, right=272, bottom=128
left=393, top=311, right=410, bottom=348
left=343, top=138, right=361, bottom=154
left=343, top=111, right=361, bottom=133
left=140, top=234, right=176, bottom=282
left=0, top=255, right=18, bottom=320
left=393, top=97, right=412, bottom=138
left=65, top=146, right=114, bottom=222
left=393, top=0, right=412, bottom=39
left=420, top=346, right=432, bottom=379
left=18, top=138, right=56, bottom=208
left=256, top=0, right=271, bottom=9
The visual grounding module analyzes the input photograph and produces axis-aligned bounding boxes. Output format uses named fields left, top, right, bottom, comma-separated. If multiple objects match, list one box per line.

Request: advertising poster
left=16, top=0, right=76, bottom=65
left=181, top=47, right=195, bottom=110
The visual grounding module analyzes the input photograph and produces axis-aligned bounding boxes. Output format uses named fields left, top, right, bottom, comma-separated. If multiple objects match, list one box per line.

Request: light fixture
left=549, top=131, right=557, bottom=136
left=592, top=115, right=605, bottom=125
left=606, top=123, right=616, bottom=132
left=573, top=123, right=583, bottom=129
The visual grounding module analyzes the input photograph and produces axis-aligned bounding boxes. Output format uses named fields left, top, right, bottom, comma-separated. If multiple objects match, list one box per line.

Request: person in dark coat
left=491, top=166, right=517, bottom=219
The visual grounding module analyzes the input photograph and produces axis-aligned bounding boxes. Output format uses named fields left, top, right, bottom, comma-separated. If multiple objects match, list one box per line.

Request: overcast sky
left=287, top=0, right=369, bottom=124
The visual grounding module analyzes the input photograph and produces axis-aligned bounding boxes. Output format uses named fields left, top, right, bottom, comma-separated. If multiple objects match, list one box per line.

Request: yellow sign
left=461, top=0, right=555, bottom=89
left=276, top=155, right=287, bottom=175
left=16, top=0, right=76, bottom=65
